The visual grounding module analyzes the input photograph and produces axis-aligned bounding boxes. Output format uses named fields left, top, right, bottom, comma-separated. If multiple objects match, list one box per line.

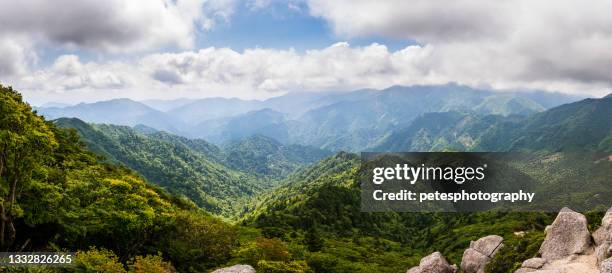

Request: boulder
left=406, top=252, right=455, bottom=273
left=595, top=207, right=612, bottom=265
left=597, top=244, right=612, bottom=265
left=470, top=235, right=504, bottom=256
left=461, top=248, right=489, bottom=273
left=538, top=207, right=592, bottom=260
left=601, top=258, right=612, bottom=273
left=461, top=235, right=504, bottom=273
left=521, top=258, right=547, bottom=269
left=211, top=265, right=256, bottom=273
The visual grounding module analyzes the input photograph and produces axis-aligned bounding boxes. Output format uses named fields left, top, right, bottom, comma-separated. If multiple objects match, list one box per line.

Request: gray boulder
left=602, top=257, right=612, bottom=273
left=461, top=235, right=504, bottom=273
left=211, top=265, right=256, bottom=273
left=521, top=258, right=547, bottom=269
left=406, top=252, right=456, bottom=273
left=538, top=207, right=592, bottom=260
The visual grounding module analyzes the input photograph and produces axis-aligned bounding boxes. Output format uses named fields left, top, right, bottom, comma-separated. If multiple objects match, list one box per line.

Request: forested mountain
left=190, top=108, right=292, bottom=143
left=223, top=135, right=332, bottom=179
left=0, top=85, right=244, bottom=273
left=9, top=82, right=610, bottom=273
left=36, top=84, right=582, bottom=151
left=54, top=118, right=263, bottom=215
left=240, top=97, right=612, bottom=272
left=374, top=96, right=612, bottom=152
left=54, top=119, right=332, bottom=214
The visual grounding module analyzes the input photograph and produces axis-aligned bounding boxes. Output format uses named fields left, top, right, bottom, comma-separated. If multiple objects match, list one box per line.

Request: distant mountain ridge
left=37, top=98, right=180, bottom=132
left=36, top=84, right=584, bottom=151
left=374, top=96, right=612, bottom=152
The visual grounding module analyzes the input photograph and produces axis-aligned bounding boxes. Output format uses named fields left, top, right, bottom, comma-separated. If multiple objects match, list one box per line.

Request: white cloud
left=2, top=0, right=612, bottom=103
left=0, top=0, right=236, bottom=52
left=307, top=0, right=612, bottom=93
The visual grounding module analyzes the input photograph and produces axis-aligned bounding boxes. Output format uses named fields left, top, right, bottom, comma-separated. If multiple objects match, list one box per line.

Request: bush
left=485, top=231, right=545, bottom=273
left=72, top=248, right=126, bottom=273
left=128, top=254, right=175, bottom=273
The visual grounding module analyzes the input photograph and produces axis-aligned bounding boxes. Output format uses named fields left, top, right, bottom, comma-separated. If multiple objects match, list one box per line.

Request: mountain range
left=36, top=84, right=584, bottom=151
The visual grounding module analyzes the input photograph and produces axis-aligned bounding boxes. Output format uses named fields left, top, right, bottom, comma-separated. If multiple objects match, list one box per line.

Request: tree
left=0, top=85, right=58, bottom=249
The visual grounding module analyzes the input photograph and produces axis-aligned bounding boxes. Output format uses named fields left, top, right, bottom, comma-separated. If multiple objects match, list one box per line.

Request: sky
left=1, top=0, right=612, bottom=105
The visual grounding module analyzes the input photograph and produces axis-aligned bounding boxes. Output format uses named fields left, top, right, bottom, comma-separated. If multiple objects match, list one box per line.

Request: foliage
left=128, top=254, right=175, bottom=273
left=485, top=231, right=545, bottom=273
left=72, top=248, right=126, bottom=273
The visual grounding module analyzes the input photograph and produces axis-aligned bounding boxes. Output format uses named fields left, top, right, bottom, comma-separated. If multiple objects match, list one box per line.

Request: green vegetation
left=54, top=118, right=263, bottom=216
left=0, top=85, right=241, bottom=272
left=2, top=84, right=610, bottom=273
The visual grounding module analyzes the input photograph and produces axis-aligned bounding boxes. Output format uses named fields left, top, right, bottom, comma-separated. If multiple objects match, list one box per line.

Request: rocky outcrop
left=461, top=235, right=504, bottom=273
left=406, top=252, right=456, bottom=273
left=211, top=265, right=256, bottom=273
left=514, top=207, right=606, bottom=273
left=595, top=208, right=612, bottom=265
left=538, top=207, right=592, bottom=260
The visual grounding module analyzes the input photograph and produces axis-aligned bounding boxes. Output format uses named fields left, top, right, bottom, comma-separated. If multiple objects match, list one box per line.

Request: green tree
left=0, top=85, right=58, bottom=249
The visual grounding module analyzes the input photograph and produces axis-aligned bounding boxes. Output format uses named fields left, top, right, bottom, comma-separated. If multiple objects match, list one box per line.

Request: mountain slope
left=54, top=118, right=263, bottom=215
left=504, top=97, right=612, bottom=152
left=374, top=96, right=612, bottom=152
left=37, top=98, right=181, bottom=132
left=190, top=108, right=291, bottom=143
left=223, top=135, right=332, bottom=179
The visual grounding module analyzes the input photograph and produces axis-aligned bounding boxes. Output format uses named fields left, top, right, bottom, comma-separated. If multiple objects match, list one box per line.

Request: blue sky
left=0, top=0, right=610, bottom=104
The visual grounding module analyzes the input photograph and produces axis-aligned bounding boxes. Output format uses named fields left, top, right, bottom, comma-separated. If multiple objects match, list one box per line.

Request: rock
left=211, top=265, right=256, bottom=273
left=594, top=207, right=612, bottom=265
left=516, top=270, right=561, bottom=273
left=522, top=258, right=547, bottom=269
left=602, top=258, right=612, bottom=273
left=470, top=235, right=504, bottom=256
left=406, top=252, right=455, bottom=273
left=461, top=248, right=490, bottom=273
left=461, top=235, right=504, bottom=273
left=598, top=243, right=612, bottom=265
left=538, top=207, right=592, bottom=260
left=594, top=207, right=612, bottom=246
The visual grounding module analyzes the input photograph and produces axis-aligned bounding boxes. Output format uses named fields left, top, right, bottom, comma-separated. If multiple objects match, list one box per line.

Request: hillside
left=54, top=118, right=264, bottom=215
left=0, top=85, right=242, bottom=273
left=191, top=108, right=291, bottom=143
left=374, top=97, right=612, bottom=153
left=505, top=97, right=612, bottom=152
left=36, top=98, right=181, bottom=133
left=242, top=97, right=612, bottom=272
left=223, top=135, right=332, bottom=179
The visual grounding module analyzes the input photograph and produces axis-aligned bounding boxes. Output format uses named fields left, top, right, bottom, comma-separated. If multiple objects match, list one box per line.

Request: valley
left=3, top=84, right=611, bottom=273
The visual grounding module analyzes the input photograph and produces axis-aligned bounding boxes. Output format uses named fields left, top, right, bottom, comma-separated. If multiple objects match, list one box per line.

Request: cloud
left=3, top=0, right=612, bottom=102
left=11, top=40, right=612, bottom=105
left=307, top=0, right=612, bottom=91
left=0, top=38, right=32, bottom=76
left=0, top=0, right=236, bottom=52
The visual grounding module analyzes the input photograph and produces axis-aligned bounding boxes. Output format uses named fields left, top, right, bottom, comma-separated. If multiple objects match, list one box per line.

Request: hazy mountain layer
left=36, top=84, right=582, bottom=151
